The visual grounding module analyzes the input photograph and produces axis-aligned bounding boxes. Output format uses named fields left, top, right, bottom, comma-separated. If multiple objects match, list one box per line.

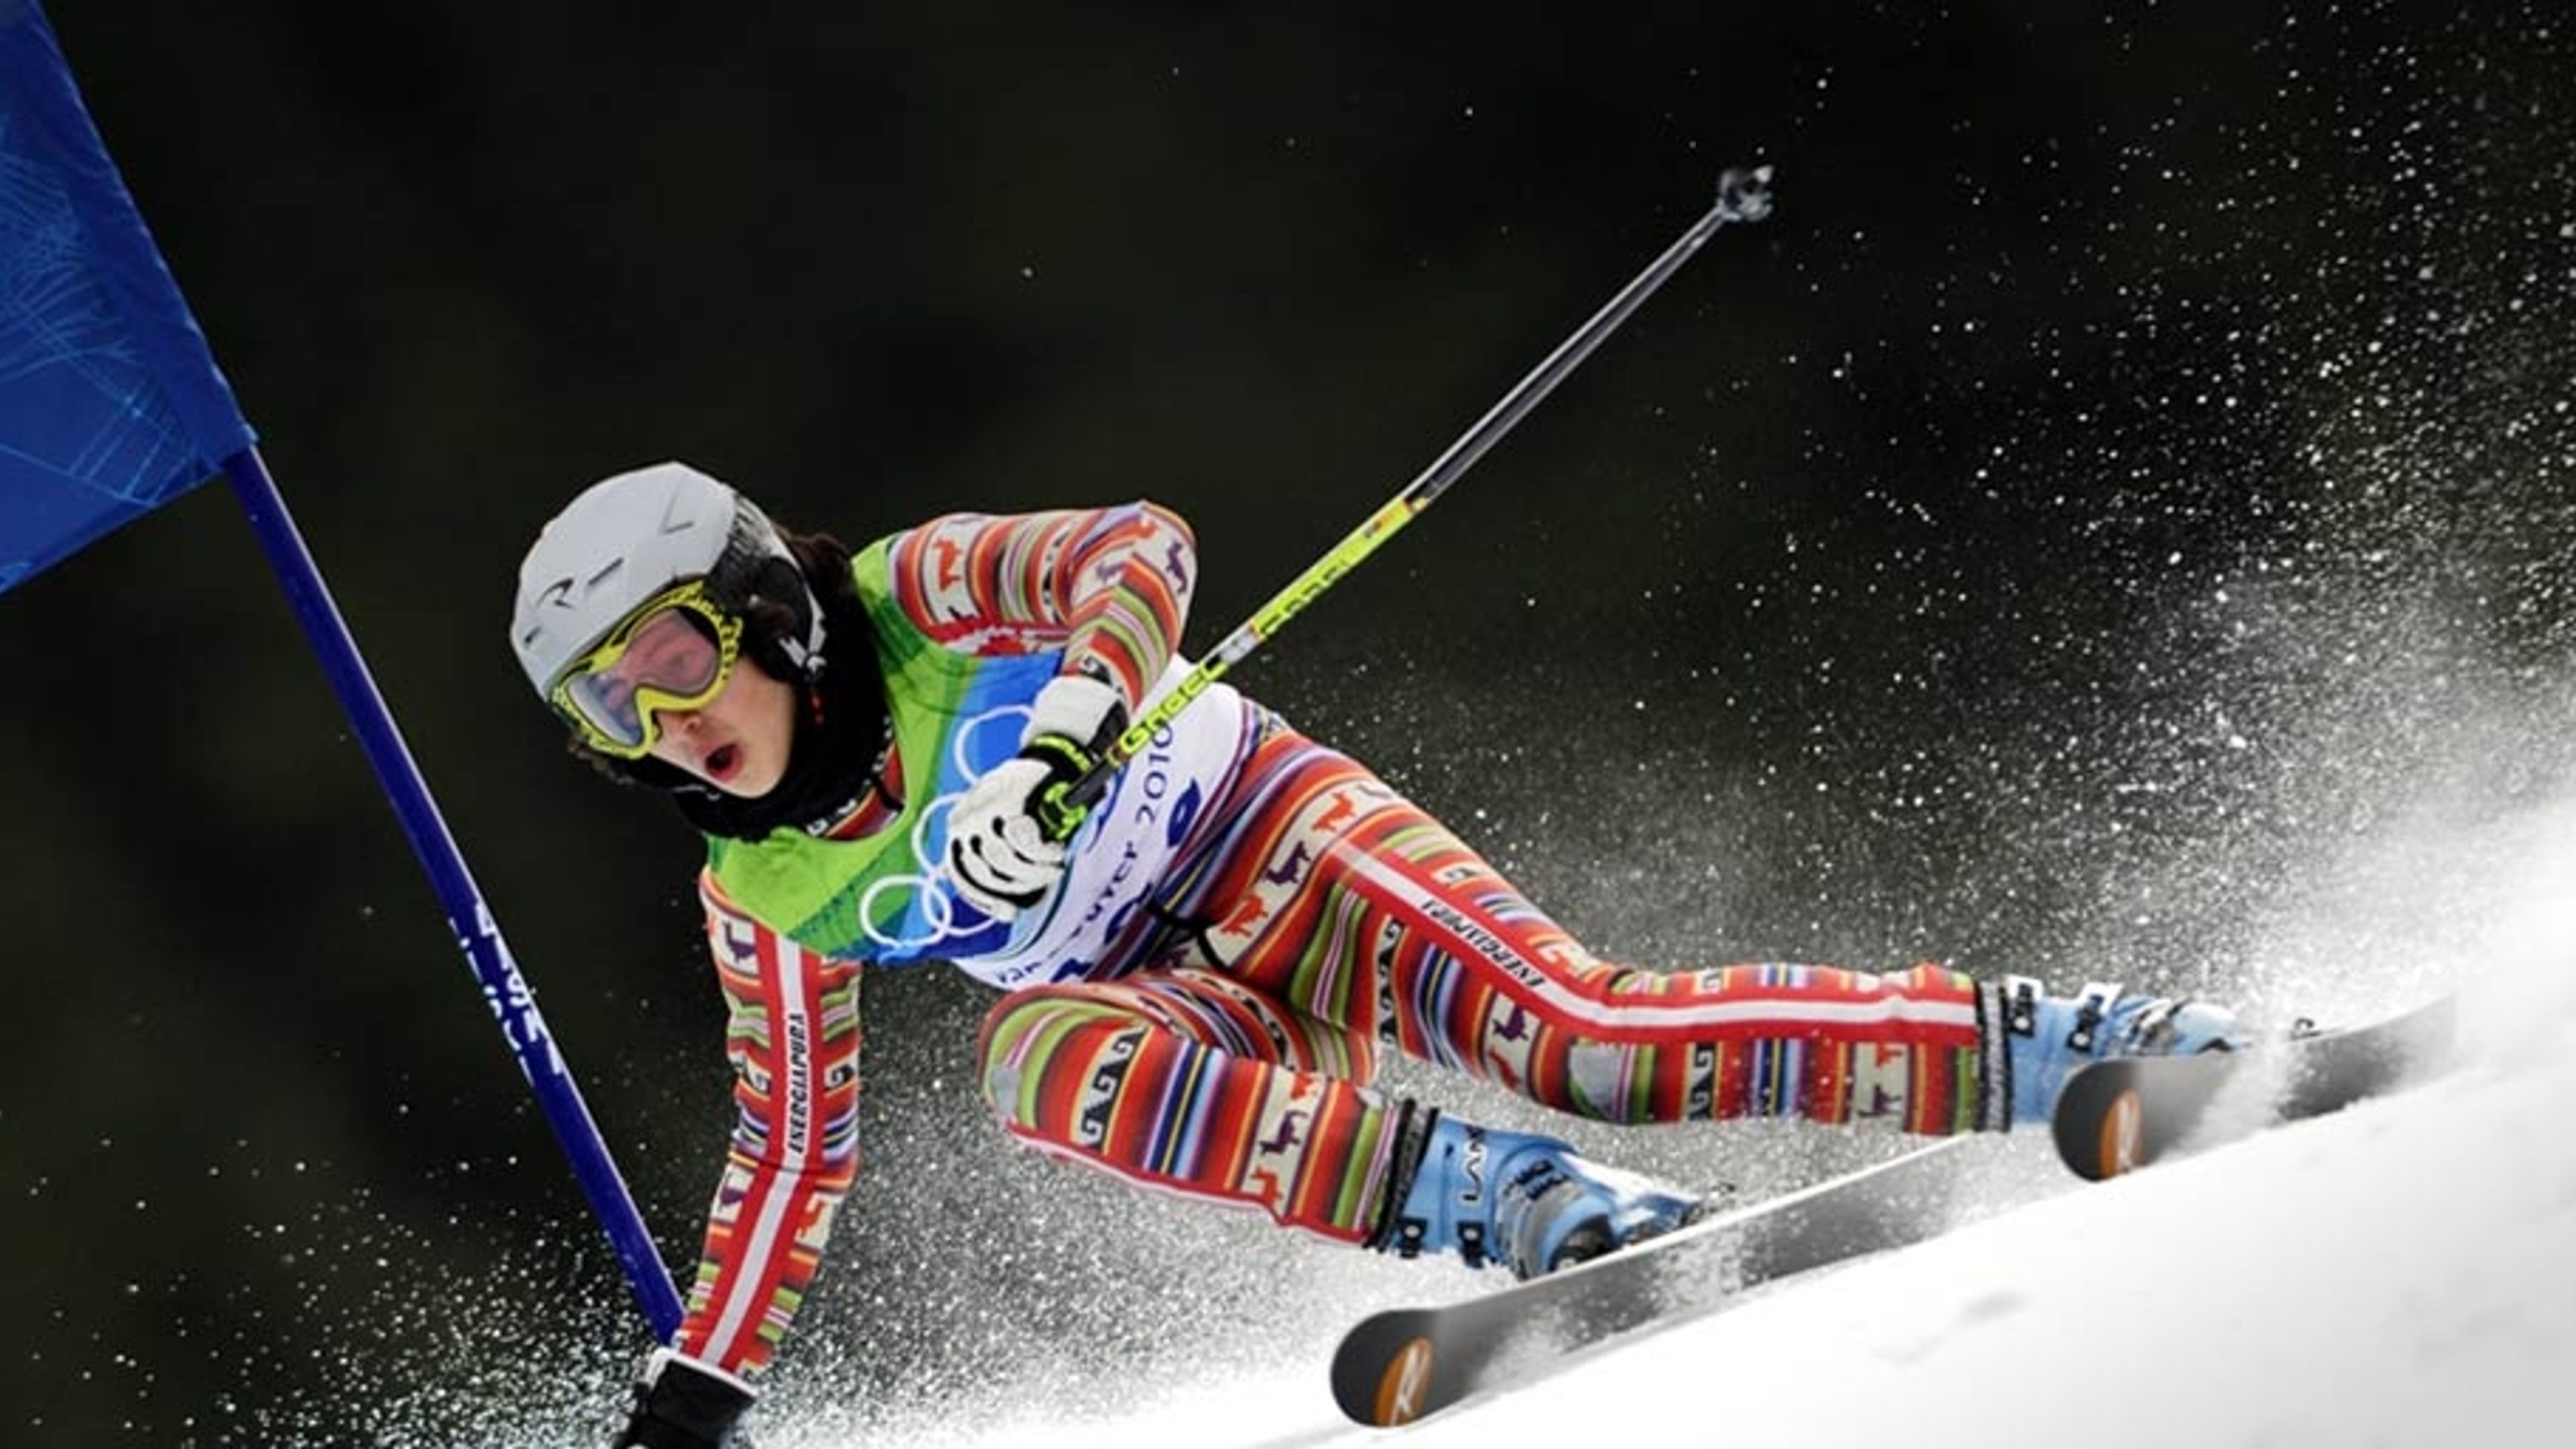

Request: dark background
left=3, top=1, right=2571, bottom=1442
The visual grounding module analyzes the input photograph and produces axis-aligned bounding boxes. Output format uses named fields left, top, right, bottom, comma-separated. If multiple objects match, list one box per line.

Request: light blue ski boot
left=1998, top=976, right=2247, bottom=1126
left=1371, top=1107, right=1704, bottom=1279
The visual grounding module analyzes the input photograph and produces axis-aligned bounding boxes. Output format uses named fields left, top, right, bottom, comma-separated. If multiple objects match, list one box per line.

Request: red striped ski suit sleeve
left=882, top=501, right=1197, bottom=716
left=672, top=872, right=865, bottom=1378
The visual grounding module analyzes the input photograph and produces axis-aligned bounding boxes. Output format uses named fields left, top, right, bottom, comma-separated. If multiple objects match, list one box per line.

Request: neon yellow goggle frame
left=547, top=580, right=745, bottom=759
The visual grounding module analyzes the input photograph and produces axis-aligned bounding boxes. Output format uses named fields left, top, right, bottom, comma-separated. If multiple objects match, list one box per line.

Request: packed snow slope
left=773, top=807, right=2576, bottom=1449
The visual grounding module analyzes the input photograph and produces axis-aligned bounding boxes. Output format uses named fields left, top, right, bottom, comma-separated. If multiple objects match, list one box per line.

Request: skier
left=510, top=461, right=2242, bottom=1448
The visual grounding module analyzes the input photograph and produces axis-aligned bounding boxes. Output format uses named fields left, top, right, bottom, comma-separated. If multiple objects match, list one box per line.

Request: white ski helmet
left=510, top=461, right=826, bottom=705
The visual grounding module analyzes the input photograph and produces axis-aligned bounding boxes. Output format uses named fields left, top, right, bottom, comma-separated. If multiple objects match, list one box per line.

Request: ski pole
left=1040, top=165, right=1775, bottom=837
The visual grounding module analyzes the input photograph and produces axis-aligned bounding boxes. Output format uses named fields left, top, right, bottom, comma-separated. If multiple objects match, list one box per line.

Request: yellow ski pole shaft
left=1040, top=166, right=1776, bottom=836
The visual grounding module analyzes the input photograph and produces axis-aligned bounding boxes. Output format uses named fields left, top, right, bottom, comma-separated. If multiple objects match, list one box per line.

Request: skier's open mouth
left=704, top=743, right=742, bottom=782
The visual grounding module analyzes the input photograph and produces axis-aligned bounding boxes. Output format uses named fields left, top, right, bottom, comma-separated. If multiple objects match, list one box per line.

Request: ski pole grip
left=1036, top=763, right=1108, bottom=843
left=1715, top=164, right=1775, bottom=223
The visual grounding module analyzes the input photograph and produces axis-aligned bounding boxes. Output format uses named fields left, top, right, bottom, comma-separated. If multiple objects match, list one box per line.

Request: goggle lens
left=556, top=602, right=735, bottom=755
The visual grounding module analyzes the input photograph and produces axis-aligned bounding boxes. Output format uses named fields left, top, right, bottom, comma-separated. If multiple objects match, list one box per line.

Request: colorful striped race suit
left=668, top=502, right=2010, bottom=1377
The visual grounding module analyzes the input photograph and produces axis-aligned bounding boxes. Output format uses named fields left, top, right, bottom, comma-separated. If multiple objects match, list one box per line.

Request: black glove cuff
left=617, top=1350, right=755, bottom=1449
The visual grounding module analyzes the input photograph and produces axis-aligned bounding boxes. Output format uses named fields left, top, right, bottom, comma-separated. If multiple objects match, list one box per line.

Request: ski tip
left=1331, top=1318, right=1444, bottom=1428
left=1373, top=1335, right=1438, bottom=1426
left=2049, top=1058, right=2159, bottom=1182
left=1333, top=1330, right=1438, bottom=1427
left=2090, top=1085, right=2145, bottom=1181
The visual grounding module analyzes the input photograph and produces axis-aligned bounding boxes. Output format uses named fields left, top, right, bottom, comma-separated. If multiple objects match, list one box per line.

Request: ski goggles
left=548, top=580, right=744, bottom=759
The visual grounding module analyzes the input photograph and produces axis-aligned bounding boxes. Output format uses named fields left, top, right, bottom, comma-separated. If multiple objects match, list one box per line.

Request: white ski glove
left=947, top=674, right=1127, bottom=920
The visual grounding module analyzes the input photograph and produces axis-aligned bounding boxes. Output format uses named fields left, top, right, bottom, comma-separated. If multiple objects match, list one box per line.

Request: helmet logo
left=655, top=488, right=703, bottom=537
left=534, top=557, right=633, bottom=614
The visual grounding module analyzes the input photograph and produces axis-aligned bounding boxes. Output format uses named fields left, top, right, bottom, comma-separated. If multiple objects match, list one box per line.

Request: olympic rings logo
left=855, top=703, right=1031, bottom=954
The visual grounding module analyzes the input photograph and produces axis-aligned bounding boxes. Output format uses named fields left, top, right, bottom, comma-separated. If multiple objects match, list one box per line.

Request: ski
left=1326, top=996, right=2461, bottom=1427
left=2049, top=994, right=2459, bottom=1182
left=1330, top=1134, right=1992, bottom=1427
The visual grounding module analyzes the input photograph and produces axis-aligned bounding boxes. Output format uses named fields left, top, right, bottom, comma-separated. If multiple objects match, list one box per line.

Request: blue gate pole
left=220, top=445, right=687, bottom=1340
